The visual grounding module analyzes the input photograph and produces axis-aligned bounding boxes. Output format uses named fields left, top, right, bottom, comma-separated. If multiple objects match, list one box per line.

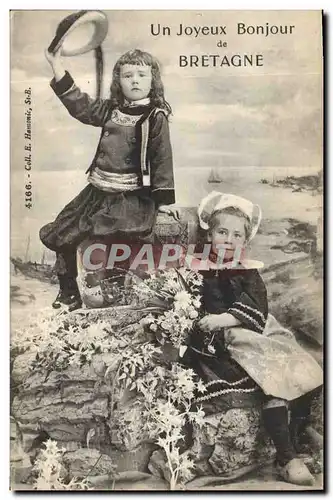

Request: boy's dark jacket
left=50, top=71, right=175, bottom=206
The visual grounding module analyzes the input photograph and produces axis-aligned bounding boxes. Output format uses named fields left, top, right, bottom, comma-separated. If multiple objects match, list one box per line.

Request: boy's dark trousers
left=55, top=249, right=78, bottom=278
left=54, top=248, right=80, bottom=296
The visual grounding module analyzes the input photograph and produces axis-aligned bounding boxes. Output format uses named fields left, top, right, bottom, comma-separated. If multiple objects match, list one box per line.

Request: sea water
left=11, top=165, right=321, bottom=263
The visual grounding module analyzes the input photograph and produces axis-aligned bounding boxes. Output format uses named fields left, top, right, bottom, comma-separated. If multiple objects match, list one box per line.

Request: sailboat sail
left=208, top=168, right=222, bottom=183
left=24, top=235, right=31, bottom=262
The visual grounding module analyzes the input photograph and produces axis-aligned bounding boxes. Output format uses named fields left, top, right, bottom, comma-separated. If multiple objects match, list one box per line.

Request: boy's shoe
left=52, top=289, right=82, bottom=312
left=277, top=458, right=315, bottom=486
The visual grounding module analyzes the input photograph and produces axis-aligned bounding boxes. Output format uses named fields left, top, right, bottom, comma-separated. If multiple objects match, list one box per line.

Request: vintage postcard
left=10, top=10, right=324, bottom=491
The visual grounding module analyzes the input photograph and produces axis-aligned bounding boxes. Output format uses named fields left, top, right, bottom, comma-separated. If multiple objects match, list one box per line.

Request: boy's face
left=209, top=213, right=247, bottom=260
left=120, top=64, right=152, bottom=102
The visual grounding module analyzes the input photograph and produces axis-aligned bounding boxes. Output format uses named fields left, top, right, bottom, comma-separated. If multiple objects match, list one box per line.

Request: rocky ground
left=10, top=257, right=323, bottom=491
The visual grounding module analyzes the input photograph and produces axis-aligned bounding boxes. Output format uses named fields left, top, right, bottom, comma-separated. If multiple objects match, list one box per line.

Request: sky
left=11, top=10, right=323, bottom=172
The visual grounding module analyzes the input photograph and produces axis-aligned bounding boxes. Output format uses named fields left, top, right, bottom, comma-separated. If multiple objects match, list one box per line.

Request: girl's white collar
left=124, top=97, right=151, bottom=107
left=184, top=254, right=264, bottom=271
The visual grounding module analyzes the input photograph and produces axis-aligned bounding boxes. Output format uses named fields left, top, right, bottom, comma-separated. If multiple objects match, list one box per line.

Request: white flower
left=208, top=344, right=216, bottom=354
left=179, top=453, right=195, bottom=473
left=189, top=310, right=198, bottom=319
left=149, top=323, right=158, bottom=332
left=174, top=291, right=192, bottom=310
left=157, top=436, right=168, bottom=449
left=140, top=314, right=155, bottom=326
left=196, top=380, right=207, bottom=394
left=161, top=321, right=171, bottom=331
left=193, top=407, right=206, bottom=427
left=192, top=298, right=202, bottom=309
left=84, top=323, right=105, bottom=339
left=163, top=276, right=182, bottom=294
left=178, top=317, right=192, bottom=330
left=146, top=269, right=158, bottom=279
left=44, top=440, right=63, bottom=457
left=192, top=278, right=203, bottom=288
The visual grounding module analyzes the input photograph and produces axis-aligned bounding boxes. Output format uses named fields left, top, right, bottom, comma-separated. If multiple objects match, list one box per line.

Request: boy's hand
left=45, top=47, right=65, bottom=81
left=158, top=205, right=180, bottom=221
left=45, top=47, right=62, bottom=66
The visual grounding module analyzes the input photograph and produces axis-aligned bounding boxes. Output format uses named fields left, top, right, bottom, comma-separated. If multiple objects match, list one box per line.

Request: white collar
left=184, top=254, right=264, bottom=271
left=124, top=97, right=151, bottom=107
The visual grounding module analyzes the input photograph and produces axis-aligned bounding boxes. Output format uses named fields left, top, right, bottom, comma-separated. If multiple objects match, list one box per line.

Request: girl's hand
left=197, top=314, right=224, bottom=333
left=158, top=205, right=180, bottom=221
left=198, top=312, right=241, bottom=332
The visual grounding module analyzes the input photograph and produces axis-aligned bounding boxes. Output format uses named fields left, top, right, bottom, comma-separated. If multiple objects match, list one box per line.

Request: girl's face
left=119, top=64, right=152, bottom=102
left=209, top=213, right=247, bottom=260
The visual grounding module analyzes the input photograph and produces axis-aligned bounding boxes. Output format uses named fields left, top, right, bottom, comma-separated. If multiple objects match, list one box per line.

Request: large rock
left=10, top=305, right=162, bottom=484
left=11, top=256, right=323, bottom=488
left=76, top=210, right=197, bottom=308
left=201, top=408, right=275, bottom=476
left=148, top=405, right=275, bottom=484
left=110, top=399, right=153, bottom=451
left=12, top=332, right=278, bottom=488
left=63, top=449, right=115, bottom=477
left=12, top=361, right=110, bottom=452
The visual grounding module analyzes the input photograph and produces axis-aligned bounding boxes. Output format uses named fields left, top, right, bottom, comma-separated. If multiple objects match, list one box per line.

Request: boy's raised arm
left=45, top=47, right=110, bottom=127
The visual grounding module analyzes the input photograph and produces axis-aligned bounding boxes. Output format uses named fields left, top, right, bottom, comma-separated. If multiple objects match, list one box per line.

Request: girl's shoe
left=277, top=458, right=315, bottom=486
left=52, top=289, right=82, bottom=311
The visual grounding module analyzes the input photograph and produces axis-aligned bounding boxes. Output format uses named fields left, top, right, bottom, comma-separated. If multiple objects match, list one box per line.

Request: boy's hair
left=110, top=49, right=172, bottom=116
left=209, top=206, right=252, bottom=241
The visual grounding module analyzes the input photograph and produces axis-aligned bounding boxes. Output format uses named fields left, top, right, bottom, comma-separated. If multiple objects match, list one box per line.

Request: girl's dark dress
left=183, top=267, right=268, bottom=404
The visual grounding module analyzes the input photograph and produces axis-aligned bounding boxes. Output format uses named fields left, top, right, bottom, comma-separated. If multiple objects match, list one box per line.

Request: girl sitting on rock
left=182, top=191, right=323, bottom=486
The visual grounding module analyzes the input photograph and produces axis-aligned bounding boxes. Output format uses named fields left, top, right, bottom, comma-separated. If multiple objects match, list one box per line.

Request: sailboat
left=270, top=173, right=279, bottom=188
left=24, top=234, right=31, bottom=262
left=208, top=168, right=222, bottom=184
left=11, top=236, right=55, bottom=282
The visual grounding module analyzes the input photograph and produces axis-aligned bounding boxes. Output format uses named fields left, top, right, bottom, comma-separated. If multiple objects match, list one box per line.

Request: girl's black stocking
left=262, top=405, right=296, bottom=466
left=289, top=387, right=322, bottom=451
